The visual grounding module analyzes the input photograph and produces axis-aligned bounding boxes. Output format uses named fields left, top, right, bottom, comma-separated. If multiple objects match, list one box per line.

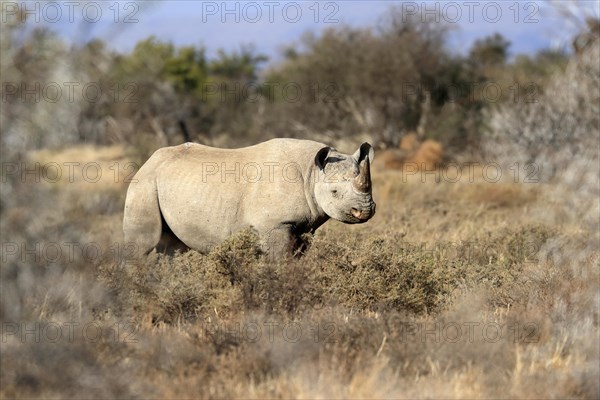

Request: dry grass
left=1, top=144, right=598, bottom=399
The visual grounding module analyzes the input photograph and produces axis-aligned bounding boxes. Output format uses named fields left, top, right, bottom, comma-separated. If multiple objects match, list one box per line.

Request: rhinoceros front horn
left=353, top=143, right=373, bottom=193
left=354, top=158, right=371, bottom=193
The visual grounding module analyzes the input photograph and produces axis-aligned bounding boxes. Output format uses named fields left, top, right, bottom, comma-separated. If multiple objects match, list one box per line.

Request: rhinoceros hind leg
left=156, top=215, right=190, bottom=255
left=123, top=178, right=163, bottom=260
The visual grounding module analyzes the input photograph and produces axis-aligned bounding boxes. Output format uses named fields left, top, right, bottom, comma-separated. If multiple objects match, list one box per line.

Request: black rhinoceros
left=123, top=139, right=376, bottom=258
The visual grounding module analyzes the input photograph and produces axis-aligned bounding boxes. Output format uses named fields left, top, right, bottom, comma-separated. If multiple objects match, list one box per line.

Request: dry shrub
left=1, top=335, right=134, bottom=399
left=102, top=229, right=329, bottom=323
left=102, top=250, right=231, bottom=324
left=399, top=132, right=419, bottom=151
left=485, top=44, right=599, bottom=233
left=208, top=229, right=328, bottom=315
left=406, top=139, right=444, bottom=170
left=497, top=233, right=600, bottom=399
left=105, top=224, right=553, bottom=328
left=485, top=45, right=599, bottom=183
left=208, top=228, right=264, bottom=286
left=305, top=233, right=459, bottom=314
left=374, top=137, right=444, bottom=171
left=479, top=47, right=599, bottom=399
left=461, top=225, right=553, bottom=307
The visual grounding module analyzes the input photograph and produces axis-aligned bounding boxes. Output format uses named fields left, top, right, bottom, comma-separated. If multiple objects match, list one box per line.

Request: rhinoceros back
left=124, top=139, right=324, bottom=255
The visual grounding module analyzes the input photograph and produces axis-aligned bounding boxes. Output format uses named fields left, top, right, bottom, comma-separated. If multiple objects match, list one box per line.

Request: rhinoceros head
left=314, top=142, right=376, bottom=224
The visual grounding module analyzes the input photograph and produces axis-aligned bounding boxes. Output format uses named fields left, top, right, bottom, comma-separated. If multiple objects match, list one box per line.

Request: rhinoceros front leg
left=264, top=225, right=310, bottom=261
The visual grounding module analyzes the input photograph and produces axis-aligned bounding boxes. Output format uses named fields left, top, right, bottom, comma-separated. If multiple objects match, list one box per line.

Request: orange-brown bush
left=375, top=136, right=444, bottom=171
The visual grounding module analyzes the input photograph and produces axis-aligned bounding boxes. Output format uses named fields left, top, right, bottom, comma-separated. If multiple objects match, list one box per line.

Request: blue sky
left=13, top=1, right=600, bottom=62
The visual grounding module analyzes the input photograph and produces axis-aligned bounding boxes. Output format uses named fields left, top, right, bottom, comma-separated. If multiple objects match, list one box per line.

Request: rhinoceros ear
left=353, top=142, right=374, bottom=163
left=315, top=146, right=330, bottom=170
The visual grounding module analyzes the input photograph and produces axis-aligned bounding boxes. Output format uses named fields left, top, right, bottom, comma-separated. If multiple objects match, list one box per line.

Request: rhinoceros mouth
left=348, top=205, right=376, bottom=223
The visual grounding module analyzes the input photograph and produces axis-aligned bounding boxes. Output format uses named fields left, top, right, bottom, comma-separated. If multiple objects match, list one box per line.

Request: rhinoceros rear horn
left=353, top=143, right=373, bottom=193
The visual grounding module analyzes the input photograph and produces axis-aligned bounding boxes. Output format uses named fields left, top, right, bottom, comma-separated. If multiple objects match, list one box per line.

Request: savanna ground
left=1, top=4, right=599, bottom=399
left=1, top=140, right=598, bottom=398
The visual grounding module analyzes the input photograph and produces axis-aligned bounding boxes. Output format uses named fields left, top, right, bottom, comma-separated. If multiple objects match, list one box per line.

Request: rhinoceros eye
left=331, top=190, right=339, bottom=198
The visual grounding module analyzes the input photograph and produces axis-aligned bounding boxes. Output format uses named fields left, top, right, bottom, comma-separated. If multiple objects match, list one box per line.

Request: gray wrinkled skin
left=123, top=138, right=375, bottom=259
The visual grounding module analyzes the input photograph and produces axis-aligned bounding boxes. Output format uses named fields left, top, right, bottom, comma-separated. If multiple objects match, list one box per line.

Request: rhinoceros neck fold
left=303, top=163, right=328, bottom=227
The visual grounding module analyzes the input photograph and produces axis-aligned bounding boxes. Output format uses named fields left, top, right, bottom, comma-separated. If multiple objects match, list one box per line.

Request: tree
left=209, top=45, right=267, bottom=82
left=164, top=46, right=208, bottom=93
left=469, top=33, right=510, bottom=68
